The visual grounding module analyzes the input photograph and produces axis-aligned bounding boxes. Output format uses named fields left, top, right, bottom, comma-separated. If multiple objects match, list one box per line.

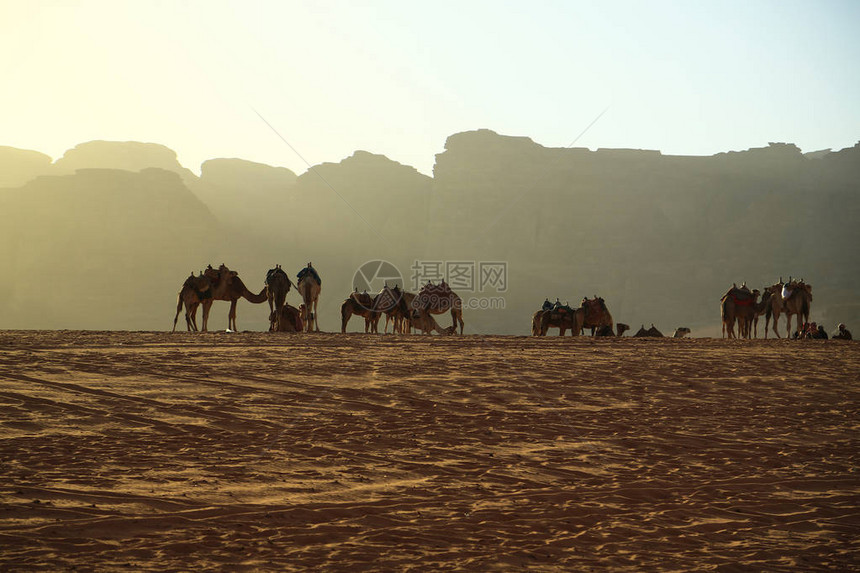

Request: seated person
left=832, top=323, right=853, bottom=340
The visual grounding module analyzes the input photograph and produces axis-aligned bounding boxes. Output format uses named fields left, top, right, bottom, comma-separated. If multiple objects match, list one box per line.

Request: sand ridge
left=0, top=331, right=857, bottom=571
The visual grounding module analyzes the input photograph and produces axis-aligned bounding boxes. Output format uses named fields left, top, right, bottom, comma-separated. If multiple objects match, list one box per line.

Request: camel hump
left=298, top=265, right=321, bottom=285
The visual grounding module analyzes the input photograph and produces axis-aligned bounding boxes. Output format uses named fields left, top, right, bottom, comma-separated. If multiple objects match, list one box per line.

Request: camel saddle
left=417, top=283, right=455, bottom=311
left=297, top=266, right=321, bottom=285
left=267, top=267, right=288, bottom=283
left=581, top=297, right=606, bottom=317
left=350, top=291, right=374, bottom=308
left=726, top=287, right=755, bottom=306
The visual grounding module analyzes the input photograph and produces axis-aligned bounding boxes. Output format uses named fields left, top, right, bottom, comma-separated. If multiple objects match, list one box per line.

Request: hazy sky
left=3, top=0, right=858, bottom=175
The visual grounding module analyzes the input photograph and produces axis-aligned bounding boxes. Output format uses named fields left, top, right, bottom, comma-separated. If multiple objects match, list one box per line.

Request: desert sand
left=0, top=331, right=857, bottom=571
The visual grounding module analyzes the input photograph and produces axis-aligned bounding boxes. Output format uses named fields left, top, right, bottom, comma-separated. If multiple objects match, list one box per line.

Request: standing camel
left=172, top=272, right=213, bottom=332
left=370, top=284, right=409, bottom=334
left=579, top=296, right=614, bottom=335
left=721, top=283, right=756, bottom=339
left=734, top=290, right=760, bottom=339
left=297, top=262, right=321, bottom=332
left=265, top=265, right=294, bottom=331
left=341, top=290, right=376, bottom=333
left=200, top=264, right=269, bottom=331
left=750, top=289, right=772, bottom=338
left=536, top=307, right=582, bottom=336
left=765, top=279, right=812, bottom=338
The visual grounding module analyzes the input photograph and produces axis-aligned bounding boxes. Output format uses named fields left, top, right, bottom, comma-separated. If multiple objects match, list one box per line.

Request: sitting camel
left=633, top=324, right=664, bottom=338
left=412, top=281, right=465, bottom=335
left=272, top=302, right=304, bottom=332
left=341, top=290, right=377, bottom=333
left=172, top=272, right=213, bottom=332
left=410, top=310, right=456, bottom=335
left=594, top=323, right=630, bottom=337
left=265, top=265, right=294, bottom=332
left=672, top=327, right=691, bottom=338
left=200, top=264, right=269, bottom=332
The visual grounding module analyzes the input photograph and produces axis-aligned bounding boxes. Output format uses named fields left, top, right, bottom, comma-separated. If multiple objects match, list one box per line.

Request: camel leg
left=452, top=309, right=464, bottom=335
left=201, top=300, right=213, bottom=332
left=342, top=306, right=351, bottom=333
left=228, top=300, right=238, bottom=331
left=312, top=298, right=319, bottom=332
left=187, top=302, right=199, bottom=332
left=172, top=295, right=185, bottom=332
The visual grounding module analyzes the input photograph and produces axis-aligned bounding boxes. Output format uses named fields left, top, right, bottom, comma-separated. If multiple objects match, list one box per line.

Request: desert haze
left=1, top=133, right=859, bottom=334
left=0, top=331, right=857, bottom=571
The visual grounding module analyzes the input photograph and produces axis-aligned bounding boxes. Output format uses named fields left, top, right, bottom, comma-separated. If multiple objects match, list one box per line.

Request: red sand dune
left=0, top=331, right=857, bottom=571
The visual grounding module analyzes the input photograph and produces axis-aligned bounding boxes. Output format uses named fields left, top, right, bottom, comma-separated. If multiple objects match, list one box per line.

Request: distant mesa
left=52, top=140, right=199, bottom=187
left=200, top=158, right=298, bottom=188
left=0, top=146, right=53, bottom=188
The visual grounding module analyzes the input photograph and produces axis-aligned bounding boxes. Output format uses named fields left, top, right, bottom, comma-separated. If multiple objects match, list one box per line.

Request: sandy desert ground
left=0, top=331, right=857, bottom=572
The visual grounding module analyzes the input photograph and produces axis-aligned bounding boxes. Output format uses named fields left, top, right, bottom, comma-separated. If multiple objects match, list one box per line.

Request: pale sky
left=2, top=0, right=858, bottom=176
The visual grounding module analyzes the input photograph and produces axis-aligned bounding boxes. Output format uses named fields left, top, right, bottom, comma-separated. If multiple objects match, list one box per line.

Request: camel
left=579, top=296, right=614, bottom=335
left=764, top=278, right=812, bottom=339
left=734, top=289, right=761, bottom=339
left=594, top=322, right=630, bottom=337
left=265, top=265, right=293, bottom=332
left=172, top=272, right=213, bottom=332
left=296, top=263, right=322, bottom=332
left=370, top=284, right=409, bottom=334
left=750, top=289, right=773, bottom=338
left=341, top=290, right=377, bottom=333
left=200, top=264, right=269, bottom=332
left=537, top=307, right=583, bottom=336
left=633, top=324, right=664, bottom=337
left=672, top=327, right=691, bottom=338
left=412, top=282, right=465, bottom=335
left=720, top=283, right=758, bottom=339
left=272, top=302, right=303, bottom=332
left=410, top=310, right=455, bottom=335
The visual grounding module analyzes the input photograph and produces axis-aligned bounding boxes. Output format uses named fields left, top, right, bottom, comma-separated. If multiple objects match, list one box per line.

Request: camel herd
left=173, top=263, right=320, bottom=333
left=340, top=283, right=463, bottom=335
left=720, top=277, right=814, bottom=339
left=529, top=298, right=690, bottom=339
left=172, top=264, right=464, bottom=335
left=172, top=267, right=849, bottom=340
